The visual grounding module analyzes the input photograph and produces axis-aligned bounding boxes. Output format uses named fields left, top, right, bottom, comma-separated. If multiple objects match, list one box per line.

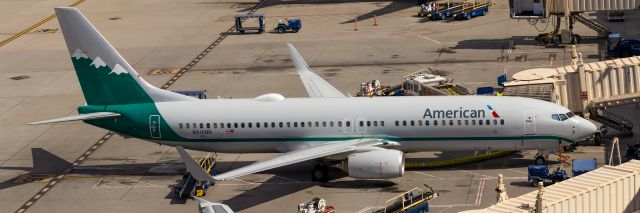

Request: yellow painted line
left=405, top=151, right=515, bottom=169
left=0, top=0, right=87, bottom=48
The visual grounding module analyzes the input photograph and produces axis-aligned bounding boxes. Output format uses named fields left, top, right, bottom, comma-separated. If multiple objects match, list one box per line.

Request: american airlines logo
left=422, top=105, right=499, bottom=119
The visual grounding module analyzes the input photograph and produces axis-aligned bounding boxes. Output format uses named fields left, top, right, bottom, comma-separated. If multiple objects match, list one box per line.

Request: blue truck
left=528, top=165, right=568, bottom=187
left=275, top=19, right=302, bottom=33
left=607, top=34, right=640, bottom=58
left=453, top=1, right=491, bottom=20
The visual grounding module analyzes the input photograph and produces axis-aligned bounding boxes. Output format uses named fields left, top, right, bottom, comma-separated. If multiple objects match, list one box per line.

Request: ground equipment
left=607, top=34, right=640, bottom=58
left=571, top=159, right=597, bottom=176
left=175, top=153, right=217, bottom=199
left=297, top=198, right=334, bottom=213
left=453, top=0, right=492, bottom=20
left=374, top=185, right=439, bottom=213
left=235, top=13, right=265, bottom=34
left=527, top=165, right=568, bottom=186
left=275, top=19, right=302, bottom=33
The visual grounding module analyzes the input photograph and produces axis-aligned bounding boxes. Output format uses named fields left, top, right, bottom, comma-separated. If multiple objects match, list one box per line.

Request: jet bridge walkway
left=503, top=55, right=640, bottom=136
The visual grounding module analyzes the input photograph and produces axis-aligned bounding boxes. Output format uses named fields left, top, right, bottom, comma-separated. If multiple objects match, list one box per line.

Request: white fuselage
left=151, top=96, right=596, bottom=153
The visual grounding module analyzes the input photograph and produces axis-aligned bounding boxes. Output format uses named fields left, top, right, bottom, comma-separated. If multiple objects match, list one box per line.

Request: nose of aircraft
left=576, top=117, right=598, bottom=139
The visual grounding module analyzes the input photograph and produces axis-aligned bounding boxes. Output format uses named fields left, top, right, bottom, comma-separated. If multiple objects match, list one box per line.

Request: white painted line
left=415, top=34, right=441, bottom=44
left=475, top=178, right=485, bottom=206
left=273, top=175, right=302, bottom=183
left=412, top=171, right=444, bottom=180
left=453, top=168, right=494, bottom=179
left=506, top=168, right=528, bottom=175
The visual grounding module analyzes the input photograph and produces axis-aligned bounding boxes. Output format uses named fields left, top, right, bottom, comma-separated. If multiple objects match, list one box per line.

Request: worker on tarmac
left=495, top=174, right=509, bottom=203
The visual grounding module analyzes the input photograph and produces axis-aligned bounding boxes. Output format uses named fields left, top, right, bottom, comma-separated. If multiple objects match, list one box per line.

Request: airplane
left=32, top=7, right=597, bottom=183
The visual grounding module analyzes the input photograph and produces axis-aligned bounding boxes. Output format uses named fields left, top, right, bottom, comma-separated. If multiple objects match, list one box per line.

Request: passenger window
left=264, top=122, right=268, bottom=128
left=338, top=121, right=342, bottom=127
left=493, top=120, right=497, bottom=125
left=294, top=122, right=298, bottom=128
left=308, top=122, right=312, bottom=127
left=330, top=121, right=334, bottom=127
left=193, top=123, right=197, bottom=129
left=232, top=123, right=237, bottom=128
left=434, top=120, right=438, bottom=126
left=395, top=121, right=400, bottom=126
left=449, top=120, right=453, bottom=126
left=220, top=123, right=225, bottom=128
left=457, top=120, right=461, bottom=125
left=472, top=120, right=476, bottom=125
left=214, top=123, right=218, bottom=128
left=279, top=122, right=283, bottom=128
left=478, top=120, right=483, bottom=125
left=402, top=121, right=407, bottom=126
left=374, top=121, right=378, bottom=127
left=465, top=120, right=469, bottom=125
left=241, top=123, right=245, bottom=128
left=380, top=121, right=384, bottom=126
left=271, top=122, right=276, bottom=128
left=227, top=123, right=231, bottom=128
left=256, top=122, right=260, bottom=128
left=366, top=121, right=371, bottom=127
left=486, top=120, right=490, bottom=125
left=322, top=121, right=327, bottom=127
left=185, top=123, right=190, bottom=129
left=301, top=122, right=305, bottom=127
left=315, top=122, right=319, bottom=127
left=425, top=120, right=429, bottom=126
left=418, top=120, right=422, bottom=126
left=500, top=119, right=504, bottom=125
left=410, top=120, right=415, bottom=126
left=248, top=123, right=252, bottom=128
left=287, top=122, right=291, bottom=128
left=442, top=120, right=446, bottom=126
left=346, top=121, right=351, bottom=127
left=179, top=123, right=183, bottom=129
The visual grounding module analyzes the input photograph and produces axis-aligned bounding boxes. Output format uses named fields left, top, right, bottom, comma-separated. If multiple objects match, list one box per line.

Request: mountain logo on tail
left=71, top=48, right=129, bottom=75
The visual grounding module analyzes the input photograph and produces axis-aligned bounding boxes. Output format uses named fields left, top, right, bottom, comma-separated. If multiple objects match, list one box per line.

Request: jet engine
left=346, top=149, right=404, bottom=179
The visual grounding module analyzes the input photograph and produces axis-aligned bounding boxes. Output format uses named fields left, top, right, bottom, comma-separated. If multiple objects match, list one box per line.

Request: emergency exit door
left=524, top=110, right=536, bottom=135
left=149, top=115, right=161, bottom=139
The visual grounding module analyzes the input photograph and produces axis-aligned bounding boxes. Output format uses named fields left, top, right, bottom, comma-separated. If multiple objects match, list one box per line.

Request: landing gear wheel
left=594, top=133, right=602, bottom=146
left=535, top=155, right=546, bottom=165
left=311, top=164, right=329, bottom=182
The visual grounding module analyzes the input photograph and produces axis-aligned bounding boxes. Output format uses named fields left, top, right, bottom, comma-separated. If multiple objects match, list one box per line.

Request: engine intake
left=347, top=149, right=404, bottom=179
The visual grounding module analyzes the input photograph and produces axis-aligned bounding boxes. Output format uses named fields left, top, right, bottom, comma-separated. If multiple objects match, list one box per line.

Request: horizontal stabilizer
left=29, top=112, right=120, bottom=125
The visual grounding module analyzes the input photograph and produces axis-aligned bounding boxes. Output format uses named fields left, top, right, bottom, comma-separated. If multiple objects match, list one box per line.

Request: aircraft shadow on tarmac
left=201, top=0, right=425, bottom=24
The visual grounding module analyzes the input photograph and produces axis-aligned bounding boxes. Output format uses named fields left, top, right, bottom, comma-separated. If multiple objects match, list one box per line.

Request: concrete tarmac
left=0, top=0, right=637, bottom=212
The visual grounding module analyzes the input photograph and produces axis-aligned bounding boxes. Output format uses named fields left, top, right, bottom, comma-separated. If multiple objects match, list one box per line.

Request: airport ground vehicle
left=175, top=153, right=216, bottom=199
left=235, top=13, right=265, bottom=34
left=275, top=19, right=302, bottom=33
left=453, top=1, right=491, bottom=20
left=528, top=165, right=568, bottom=186
left=374, top=185, right=438, bottom=213
left=607, top=34, right=640, bottom=58
left=571, top=159, right=597, bottom=176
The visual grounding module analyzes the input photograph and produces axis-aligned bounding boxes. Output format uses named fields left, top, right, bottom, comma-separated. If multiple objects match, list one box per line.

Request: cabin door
left=524, top=110, right=536, bottom=135
left=149, top=115, right=161, bottom=139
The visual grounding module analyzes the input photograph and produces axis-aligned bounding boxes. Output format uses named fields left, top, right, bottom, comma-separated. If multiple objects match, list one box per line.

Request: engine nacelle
left=347, top=149, right=404, bottom=179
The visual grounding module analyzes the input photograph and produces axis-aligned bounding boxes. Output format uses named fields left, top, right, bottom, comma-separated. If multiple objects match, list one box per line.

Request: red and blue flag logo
left=486, top=105, right=500, bottom=118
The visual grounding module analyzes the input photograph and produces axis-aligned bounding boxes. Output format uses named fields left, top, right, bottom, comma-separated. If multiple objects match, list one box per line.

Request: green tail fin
left=56, top=7, right=192, bottom=105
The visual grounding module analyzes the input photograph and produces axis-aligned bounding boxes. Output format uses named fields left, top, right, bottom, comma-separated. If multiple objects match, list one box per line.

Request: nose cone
left=576, top=118, right=598, bottom=140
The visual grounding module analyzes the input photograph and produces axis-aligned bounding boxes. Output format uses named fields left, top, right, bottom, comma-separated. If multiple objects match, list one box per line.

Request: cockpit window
left=552, top=114, right=560, bottom=121
left=558, top=114, right=568, bottom=121
left=566, top=112, right=575, bottom=118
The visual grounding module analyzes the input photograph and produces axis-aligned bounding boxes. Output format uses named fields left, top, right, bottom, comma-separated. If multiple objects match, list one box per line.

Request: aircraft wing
left=29, top=112, right=121, bottom=125
left=287, top=43, right=346, bottom=98
left=176, top=138, right=398, bottom=181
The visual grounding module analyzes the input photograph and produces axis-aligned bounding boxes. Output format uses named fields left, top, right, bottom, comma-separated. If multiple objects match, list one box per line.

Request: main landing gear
left=311, top=162, right=330, bottom=182
left=534, top=149, right=550, bottom=165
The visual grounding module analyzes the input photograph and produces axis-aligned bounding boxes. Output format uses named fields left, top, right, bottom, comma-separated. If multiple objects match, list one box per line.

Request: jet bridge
left=503, top=50, right=640, bottom=135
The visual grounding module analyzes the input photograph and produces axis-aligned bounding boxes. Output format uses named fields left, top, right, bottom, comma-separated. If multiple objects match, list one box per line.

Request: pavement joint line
left=14, top=0, right=273, bottom=211
left=0, top=0, right=87, bottom=48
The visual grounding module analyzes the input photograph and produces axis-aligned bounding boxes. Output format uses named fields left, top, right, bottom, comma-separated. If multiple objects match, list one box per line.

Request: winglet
left=176, top=147, right=218, bottom=182
left=286, top=43, right=345, bottom=98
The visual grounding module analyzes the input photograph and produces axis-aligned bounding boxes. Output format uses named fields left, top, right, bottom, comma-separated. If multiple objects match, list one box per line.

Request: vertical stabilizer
left=55, top=7, right=192, bottom=105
